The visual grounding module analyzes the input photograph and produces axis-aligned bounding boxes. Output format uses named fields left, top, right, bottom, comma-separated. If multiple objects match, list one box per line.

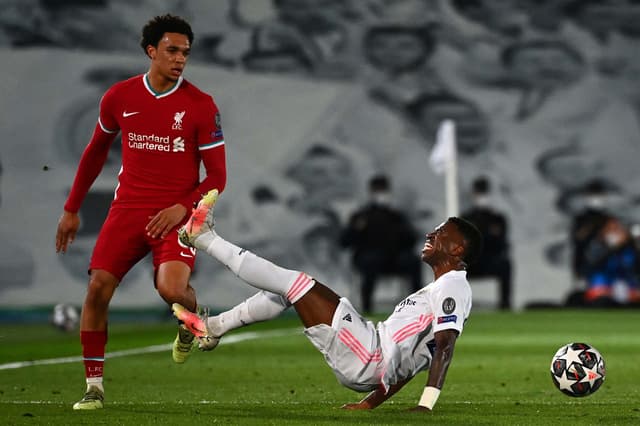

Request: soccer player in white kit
left=174, top=190, right=483, bottom=411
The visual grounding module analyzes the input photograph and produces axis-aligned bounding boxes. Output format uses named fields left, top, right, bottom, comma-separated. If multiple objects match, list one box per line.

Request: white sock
left=193, top=228, right=218, bottom=252
left=200, top=234, right=315, bottom=303
left=86, top=377, right=104, bottom=392
left=208, top=291, right=290, bottom=335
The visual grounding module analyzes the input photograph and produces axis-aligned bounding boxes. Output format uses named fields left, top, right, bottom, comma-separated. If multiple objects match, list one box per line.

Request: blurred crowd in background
left=2, top=0, right=640, bottom=311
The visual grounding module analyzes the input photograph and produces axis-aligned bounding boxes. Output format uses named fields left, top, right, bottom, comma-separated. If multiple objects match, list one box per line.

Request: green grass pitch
left=1, top=309, right=640, bottom=425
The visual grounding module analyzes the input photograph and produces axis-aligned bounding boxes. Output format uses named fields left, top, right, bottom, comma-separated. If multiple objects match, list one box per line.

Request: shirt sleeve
left=63, top=89, right=119, bottom=213
left=431, top=280, right=469, bottom=335
left=178, top=95, right=227, bottom=209
left=97, top=87, right=120, bottom=134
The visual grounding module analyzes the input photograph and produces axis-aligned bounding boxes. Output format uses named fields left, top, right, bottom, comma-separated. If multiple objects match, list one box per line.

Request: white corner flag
left=429, top=119, right=459, bottom=216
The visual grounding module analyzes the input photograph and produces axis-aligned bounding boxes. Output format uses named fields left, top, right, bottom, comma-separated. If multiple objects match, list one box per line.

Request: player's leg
left=156, top=261, right=196, bottom=310
left=174, top=290, right=291, bottom=350
left=292, top=281, right=340, bottom=328
left=73, top=269, right=119, bottom=410
left=303, top=296, right=382, bottom=392
left=190, top=232, right=320, bottom=306
left=175, top=280, right=342, bottom=345
left=214, top=291, right=290, bottom=333
left=73, top=208, right=147, bottom=410
left=175, top=189, right=339, bottom=333
left=73, top=209, right=149, bottom=410
left=150, top=202, right=206, bottom=363
left=155, top=260, right=199, bottom=363
left=190, top=217, right=341, bottom=322
left=180, top=190, right=316, bottom=304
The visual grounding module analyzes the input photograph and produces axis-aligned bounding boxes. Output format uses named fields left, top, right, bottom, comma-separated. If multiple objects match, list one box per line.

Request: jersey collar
left=143, top=73, right=183, bottom=99
left=437, top=270, right=467, bottom=282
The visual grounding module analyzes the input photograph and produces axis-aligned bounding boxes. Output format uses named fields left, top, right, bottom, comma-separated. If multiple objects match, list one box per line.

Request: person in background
left=570, top=179, right=640, bottom=306
left=461, top=176, right=513, bottom=310
left=340, top=174, right=422, bottom=313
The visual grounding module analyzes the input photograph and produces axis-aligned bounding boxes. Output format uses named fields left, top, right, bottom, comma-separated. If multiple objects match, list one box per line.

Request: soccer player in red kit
left=55, top=14, right=227, bottom=410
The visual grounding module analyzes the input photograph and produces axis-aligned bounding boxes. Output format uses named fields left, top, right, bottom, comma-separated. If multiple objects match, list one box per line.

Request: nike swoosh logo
left=180, top=252, right=194, bottom=258
left=122, top=111, right=140, bottom=117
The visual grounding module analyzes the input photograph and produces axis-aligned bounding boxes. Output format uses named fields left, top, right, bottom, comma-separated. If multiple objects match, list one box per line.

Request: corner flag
left=429, top=120, right=459, bottom=216
left=429, top=119, right=456, bottom=174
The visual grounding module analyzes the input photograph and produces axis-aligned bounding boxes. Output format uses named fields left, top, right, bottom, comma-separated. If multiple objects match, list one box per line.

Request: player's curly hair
left=140, top=14, right=194, bottom=56
left=449, top=217, right=483, bottom=266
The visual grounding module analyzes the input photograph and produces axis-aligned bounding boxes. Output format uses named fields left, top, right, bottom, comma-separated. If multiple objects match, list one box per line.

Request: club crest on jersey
left=172, top=111, right=186, bottom=130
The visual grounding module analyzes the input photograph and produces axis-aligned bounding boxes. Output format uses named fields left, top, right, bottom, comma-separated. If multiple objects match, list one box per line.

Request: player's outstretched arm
left=409, top=329, right=459, bottom=412
left=341, top=378, right=410, bottom=410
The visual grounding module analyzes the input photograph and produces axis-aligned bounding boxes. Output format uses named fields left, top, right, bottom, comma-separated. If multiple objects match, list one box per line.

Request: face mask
left=371, top=191, right=391, bottom=206
left=604, top=230, right=624, bottom=247
left=473, top=195, right=491, bottom=207
left=585, top=195, right=605, bottom=209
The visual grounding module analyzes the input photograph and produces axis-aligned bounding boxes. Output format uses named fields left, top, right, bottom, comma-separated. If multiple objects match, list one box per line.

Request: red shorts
left=90, top=207, right=196, bottom=281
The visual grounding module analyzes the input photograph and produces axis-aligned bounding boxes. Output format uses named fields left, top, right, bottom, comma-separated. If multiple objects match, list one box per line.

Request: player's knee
left=86, top=276, right=117, bottom=306
left=156, top=281, right=188, bottom=303
left=155, top=282, right=173, bottom=301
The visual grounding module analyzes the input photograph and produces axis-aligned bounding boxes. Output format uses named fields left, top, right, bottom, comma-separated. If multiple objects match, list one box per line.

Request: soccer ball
left=550, top=342, right=605, bottom=397
left=51, top=303, right=80, bottom=332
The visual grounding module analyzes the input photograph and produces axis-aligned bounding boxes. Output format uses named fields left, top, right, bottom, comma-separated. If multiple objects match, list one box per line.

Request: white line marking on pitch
left=0, top=329, right=297, bottom=371
left=1, top=399, right=311, bottom=405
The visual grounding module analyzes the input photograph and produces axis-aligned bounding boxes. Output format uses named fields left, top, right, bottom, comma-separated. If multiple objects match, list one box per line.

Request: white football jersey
left=377, top=270, right=472, bottom=391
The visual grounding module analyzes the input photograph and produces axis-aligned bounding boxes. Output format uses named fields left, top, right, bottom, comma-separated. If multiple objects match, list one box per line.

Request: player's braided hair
left=449, top=217, right=483, bottom=266
left=140, top=14, right=194, bottom=56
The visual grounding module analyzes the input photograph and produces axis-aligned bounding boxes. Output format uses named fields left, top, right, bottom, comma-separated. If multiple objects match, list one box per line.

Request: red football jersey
left=65, top=73, right=226, bottom=212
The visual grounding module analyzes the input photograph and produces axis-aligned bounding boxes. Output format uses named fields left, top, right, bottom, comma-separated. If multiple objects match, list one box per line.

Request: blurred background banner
left=1, top=0, right=640, bottom=311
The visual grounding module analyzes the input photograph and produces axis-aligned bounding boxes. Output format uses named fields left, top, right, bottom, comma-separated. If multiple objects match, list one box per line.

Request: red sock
left=81, top=330, right=107, bottom=380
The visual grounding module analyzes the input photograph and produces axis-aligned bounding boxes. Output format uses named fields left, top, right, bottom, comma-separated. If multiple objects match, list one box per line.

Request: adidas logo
left=342, top=313, right=352, bottom=322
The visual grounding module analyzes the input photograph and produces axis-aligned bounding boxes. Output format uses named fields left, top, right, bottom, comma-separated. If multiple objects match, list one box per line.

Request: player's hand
left=408, top=405, right=432, bottom=413
left=146, top=204, right=188, bottom=239
left=56, top=211, right=80, bottom=253
left=341, top=402, right=373, bottom=410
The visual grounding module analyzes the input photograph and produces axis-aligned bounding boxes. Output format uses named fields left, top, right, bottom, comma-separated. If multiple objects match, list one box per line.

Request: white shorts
left=304, top=297, right=384, bottom=392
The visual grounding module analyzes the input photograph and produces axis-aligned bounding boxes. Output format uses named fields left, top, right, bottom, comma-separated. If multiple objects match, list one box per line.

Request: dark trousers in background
left=353, top=248, right=422, bottom=313
left=467, top=256, right=513, bottom=310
